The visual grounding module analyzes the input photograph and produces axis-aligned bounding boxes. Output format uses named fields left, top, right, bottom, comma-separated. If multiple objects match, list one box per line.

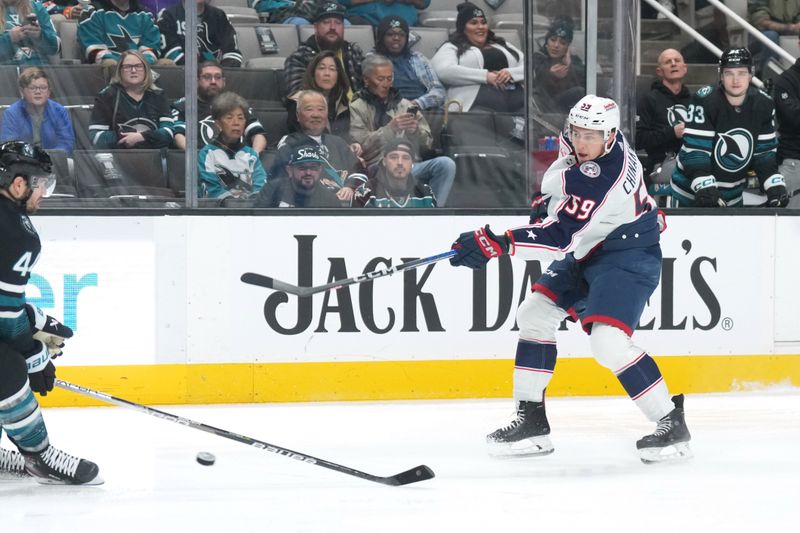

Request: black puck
left=196, top=452, right=216, bottom=466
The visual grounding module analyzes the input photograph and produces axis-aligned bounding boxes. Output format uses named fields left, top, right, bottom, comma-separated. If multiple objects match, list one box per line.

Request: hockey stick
left=54, top=380, right=434, bottom=486
left=241, top=249, right=457, bottom=297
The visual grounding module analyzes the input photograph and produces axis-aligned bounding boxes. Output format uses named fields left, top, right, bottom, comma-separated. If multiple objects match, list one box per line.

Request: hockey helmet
left=0, top=141, right=55, bottom=197
left=567, top=95, right=620, bottom=150
left=718, top=47, right=754, bottom=73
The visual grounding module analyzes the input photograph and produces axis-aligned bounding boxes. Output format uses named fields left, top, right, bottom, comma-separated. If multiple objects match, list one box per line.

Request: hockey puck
left=196, top=452, right=216, bottom=466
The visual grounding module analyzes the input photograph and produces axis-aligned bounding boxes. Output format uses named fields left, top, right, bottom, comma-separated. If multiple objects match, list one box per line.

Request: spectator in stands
left=43, top=0, right=88, bottom=23
left=430, top=2, right=524, bottom=113
left=339, top=0, right=429, bottom=27
left=773, top=37, right=800, bottom=198
left=284, top=2, right=365, bottom=97
left=531, top=15, right=585, bottom=114
left=254, top=0, right=347, bottom=25
left=138, top=0, right=178, bottom=17
left=157, top=0, right=242, bottom=67
left=0, top=0, right=60, bottom=66
left=172, top=60, right=268, bottom=151
left=89, top=50, right=175, bottom=148
left=78, top=0, right=161, bottom=65
left=254, top=143, right=344, bottom=207
left=354, top=137, right=436, bottom=207
left=286, top=50, right=353, bottom=139
left=748, top=0, right=800, bottom=77
left=274, top=90, right=366, bottom=202
left=636, top=48, right=691, bottom=182
left=350, top=54, right=456, bottom=205
left=198, top=91, right=267, bottom=199
left=371, top=14, right=445, bottom=111
left=0, top=67, right=74, bottom=155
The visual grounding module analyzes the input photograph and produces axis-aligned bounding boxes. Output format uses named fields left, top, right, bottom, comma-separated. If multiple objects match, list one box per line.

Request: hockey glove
left=693, top=185, right=724, bottom=208
left=25, top=304, right=73, bottom=359
left=25, top=341, right=56, bottom=396
left=450, top=225, right=510, bottom=270
left=764, top=175, right=789, bottom=207
left=529, top=192, right=549, bottom=225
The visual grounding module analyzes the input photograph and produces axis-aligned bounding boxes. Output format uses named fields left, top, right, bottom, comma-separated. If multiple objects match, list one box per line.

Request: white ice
left=2, top=391, right=798, bottom=532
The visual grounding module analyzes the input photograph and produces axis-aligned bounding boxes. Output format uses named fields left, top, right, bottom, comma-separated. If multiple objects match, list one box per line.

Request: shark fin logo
left=713, top=128, right=752, bottom=173
left=666, top=104, right=690, bottom=127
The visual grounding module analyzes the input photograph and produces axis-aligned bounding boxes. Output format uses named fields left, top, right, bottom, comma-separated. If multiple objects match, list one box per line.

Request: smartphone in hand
left=406, top=105, right=420, bottom=116
left=26, top=14, right=38, bottom=26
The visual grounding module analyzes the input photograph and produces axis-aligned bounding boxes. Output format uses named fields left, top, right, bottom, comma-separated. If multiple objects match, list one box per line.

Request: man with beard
left=283, top=2, right=365, bottom=97
left=254, top=144, right=343, bottom=207
left=355, top=138, right=436, bottom=207
left=636, top=48, right=691, bottom=185
left=157, top=0, right=243, bottom=67
left=172, top=61, right=267, bottom=151
left=671, top=48, right=788, bottom=207
left=371, top=14, right=445, bottom=111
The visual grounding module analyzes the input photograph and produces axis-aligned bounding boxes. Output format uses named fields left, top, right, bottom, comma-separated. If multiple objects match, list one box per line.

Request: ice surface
left=2, top=392, right=798, bottom=532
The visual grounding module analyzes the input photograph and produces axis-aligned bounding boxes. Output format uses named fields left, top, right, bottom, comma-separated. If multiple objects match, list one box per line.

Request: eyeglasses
left=25, top=85, right=49, bottom=93
left=121, top=64, right=145, bottom=72
left=200, top=74, right=225, bottom=82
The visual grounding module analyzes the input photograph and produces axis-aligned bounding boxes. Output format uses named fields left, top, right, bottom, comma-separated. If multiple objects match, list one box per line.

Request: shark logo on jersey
left=667, top=104, right=690, bottom=127
left=20, top=215, right=37, bottom=236
left=696, top=85, right=712, bottom=98
left=199, top=115, right=217, bottom=145
left=714, top=128, right=753, bottom=172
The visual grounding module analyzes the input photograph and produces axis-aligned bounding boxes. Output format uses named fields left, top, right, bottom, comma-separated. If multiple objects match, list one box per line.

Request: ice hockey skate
left=637, top=394, right=693, bottom=464
left=487, top=400, right=554, bottom=457
left=0, top=447, right=30, bottom=480
left=22, top=445, right=103, bottom=485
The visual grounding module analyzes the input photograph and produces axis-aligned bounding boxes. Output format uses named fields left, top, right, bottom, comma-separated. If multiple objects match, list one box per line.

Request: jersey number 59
left=563, top=195, right=596, bottom=220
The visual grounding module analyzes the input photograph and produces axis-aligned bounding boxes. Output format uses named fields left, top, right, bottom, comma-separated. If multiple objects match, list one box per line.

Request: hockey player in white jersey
left=449, top=95, right=692, bottom=463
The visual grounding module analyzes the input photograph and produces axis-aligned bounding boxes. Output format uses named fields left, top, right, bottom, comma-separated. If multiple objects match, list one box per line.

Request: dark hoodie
left=635, top=79, right=691, bottom=173
left=774, top=58, right=800, bottom=161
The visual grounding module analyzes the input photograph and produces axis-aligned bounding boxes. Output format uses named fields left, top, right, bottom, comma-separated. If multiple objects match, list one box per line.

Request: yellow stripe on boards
left=39, top=355, right=800, bottom=408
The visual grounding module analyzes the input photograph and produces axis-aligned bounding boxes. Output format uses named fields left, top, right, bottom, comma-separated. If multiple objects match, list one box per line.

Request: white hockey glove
left=25, top=304, right=73, bottom=359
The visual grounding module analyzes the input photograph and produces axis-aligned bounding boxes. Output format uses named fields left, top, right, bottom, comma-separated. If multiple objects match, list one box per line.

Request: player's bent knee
left=590, top=323, right=639, bottom=370
left=517, top=291, right=564, bottom=341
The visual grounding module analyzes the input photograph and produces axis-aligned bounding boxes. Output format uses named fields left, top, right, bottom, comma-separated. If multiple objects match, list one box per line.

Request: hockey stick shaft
left=54, top=380, right=434, bottom=486
left=241, top=249, right=457, bottom=297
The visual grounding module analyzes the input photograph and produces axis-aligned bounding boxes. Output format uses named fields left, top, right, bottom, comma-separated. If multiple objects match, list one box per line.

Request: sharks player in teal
left=449, top=96, right=692, bottom=464
left=0, top=141, right=102, bottom=484
left=671, top=47, right=789, bottom=207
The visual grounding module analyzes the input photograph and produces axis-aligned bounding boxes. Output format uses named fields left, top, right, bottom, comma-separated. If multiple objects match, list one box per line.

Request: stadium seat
left=235, top=23, right=299, bottom=62
left=217, top=0, right=251, bottom=9
left=223, top=68, right=283, bottom=104
left=0, top=65, right=20, bottom=99
left=222, top=6, right=260, bottom=23
left=417, top=0, right=461, bottom=28
left=166, top=149, right=186, bottom=193
left=298, top=25, right=375, bottom=53
left=73, top=149, right=175, bottom=198
left=57, top=21, right=83, bottom=63
left=43, top=65, right=108, bottom=100
left=67, top=106, right=95, bottom=151
left=252, top=108, right=290, bottom=146
left=244, top=56, right=288, bottom=70
left=493, top=28, right=522, bottom=51
left=408, top=27, right=449, bottom=59
left=151, top=66, right=186, bottom=100
left=44, top=149, right=77, bottom=197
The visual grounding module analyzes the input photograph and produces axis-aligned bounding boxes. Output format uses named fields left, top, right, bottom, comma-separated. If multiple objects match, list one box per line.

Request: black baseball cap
left=289, top=145, right=324, bottom=165
left=313, top=2, right=346, bottom=23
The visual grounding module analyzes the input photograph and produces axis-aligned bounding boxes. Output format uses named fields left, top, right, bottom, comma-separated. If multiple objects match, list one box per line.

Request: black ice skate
left=0, top=447, right=30, bottom=480
left=636, top=394, right=693, bottom=464
left=487, top=400, right=554, bottom=457
left=22, top=445, right=103, bottom=485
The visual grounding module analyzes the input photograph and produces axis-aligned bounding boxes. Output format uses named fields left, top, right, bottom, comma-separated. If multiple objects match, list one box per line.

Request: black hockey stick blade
left=240, top=272, right=315, bottom=297
left=55, top=380, right=435, bottom=487
left=381, top=464, right=435, bottom=486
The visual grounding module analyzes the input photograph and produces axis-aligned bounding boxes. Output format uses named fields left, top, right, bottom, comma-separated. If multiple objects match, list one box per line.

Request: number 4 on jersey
left=13, top=251, right=38, bottom=278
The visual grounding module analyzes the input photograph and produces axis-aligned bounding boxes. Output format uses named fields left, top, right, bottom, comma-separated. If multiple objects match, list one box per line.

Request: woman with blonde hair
left=88, top=50, right=175, bottom=149
left=0, top=0, right=60, bottom=65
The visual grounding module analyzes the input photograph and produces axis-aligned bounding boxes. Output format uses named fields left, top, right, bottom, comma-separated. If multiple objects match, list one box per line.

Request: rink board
left=27, top=214, right=800, bottom=406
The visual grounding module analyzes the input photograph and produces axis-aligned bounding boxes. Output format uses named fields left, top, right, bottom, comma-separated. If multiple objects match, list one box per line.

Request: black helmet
left=719, top=47, right=754, bottom=73
left=0, top=141, right=53, bottom=190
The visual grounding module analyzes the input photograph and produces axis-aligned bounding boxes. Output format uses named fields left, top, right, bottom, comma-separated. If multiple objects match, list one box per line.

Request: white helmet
left=567, top=95, right=620, bottom=144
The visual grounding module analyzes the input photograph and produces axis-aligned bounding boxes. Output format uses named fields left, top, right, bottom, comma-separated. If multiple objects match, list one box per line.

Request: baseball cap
left=313, top=2, right=346, bottom=23
left=382, top=138, right=416, bottom=158
left=289, top=145, right=325, bottom=165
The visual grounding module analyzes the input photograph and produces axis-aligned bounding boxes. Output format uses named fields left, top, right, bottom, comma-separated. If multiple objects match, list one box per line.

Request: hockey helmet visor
left=0, top=141, right=55, bottom=196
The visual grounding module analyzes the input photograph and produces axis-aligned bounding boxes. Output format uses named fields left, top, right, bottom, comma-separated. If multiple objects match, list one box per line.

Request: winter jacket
left=749, top=0, right=800, bottom=26
left=283, top=34, right=364, bottom=97
left=0, top=99, right=75, bottom=154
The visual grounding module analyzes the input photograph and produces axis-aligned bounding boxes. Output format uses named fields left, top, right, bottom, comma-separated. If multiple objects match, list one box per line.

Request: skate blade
left=32, top=473, right=105, bottom=486
left=639, top=441, right=693, bottom=464
left=487, top=435, right=555, bottom=458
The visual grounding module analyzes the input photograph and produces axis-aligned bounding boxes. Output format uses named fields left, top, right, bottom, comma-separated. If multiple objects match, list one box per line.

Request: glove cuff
left=482, top=226, right=510, bottom=255
left=763, top=174, right=786, bottom=191
left=691, top=175, right=717, bottom=192
left=25, top=304, right=48, bottom=332
left=25, top=341, right=50, bottom=374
